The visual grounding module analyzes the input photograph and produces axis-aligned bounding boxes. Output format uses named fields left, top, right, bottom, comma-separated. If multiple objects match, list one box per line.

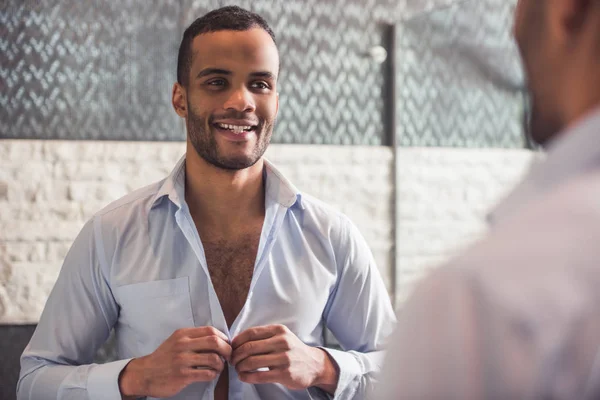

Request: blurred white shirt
left=376, top=107, right=600, bottom=400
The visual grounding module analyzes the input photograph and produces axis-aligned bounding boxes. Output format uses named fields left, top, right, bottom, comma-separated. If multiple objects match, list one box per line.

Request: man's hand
left=231, top=324, right=339, bottom=394
left=119, top=326, right=231, bottom=399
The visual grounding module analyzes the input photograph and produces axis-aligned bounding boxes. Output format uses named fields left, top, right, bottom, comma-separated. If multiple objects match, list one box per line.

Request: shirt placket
left=227, top=202, right=289, bottom=399
left=175, top=207, right=228, bottom=399
left=175, top=201, right=291, bottom=400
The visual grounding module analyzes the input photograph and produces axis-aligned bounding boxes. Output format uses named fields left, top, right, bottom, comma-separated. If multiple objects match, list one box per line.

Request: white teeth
left=217, top=123, right=253, bottom=133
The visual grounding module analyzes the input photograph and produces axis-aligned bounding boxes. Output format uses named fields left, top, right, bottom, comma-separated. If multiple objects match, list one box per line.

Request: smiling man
left=17, top=6, right=395, bottom=400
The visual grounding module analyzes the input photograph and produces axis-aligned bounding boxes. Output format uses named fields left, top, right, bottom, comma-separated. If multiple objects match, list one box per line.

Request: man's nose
left=223, top=87, right=256, bottom=113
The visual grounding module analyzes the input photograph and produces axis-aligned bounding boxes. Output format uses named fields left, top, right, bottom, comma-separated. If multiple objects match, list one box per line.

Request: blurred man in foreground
left=377, top=0, right=600, bottom=398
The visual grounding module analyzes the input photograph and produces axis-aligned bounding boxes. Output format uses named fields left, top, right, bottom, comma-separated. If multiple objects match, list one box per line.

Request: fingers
left=238, top=368, right=284, bottom=385
left=171, top=327, right=232, bottom=361
left=230, top=335, right=291, bottom=366
left=185, top=352, right=226, bottom=372
left=182, top=367, right=220, bottom=383
left=235, top=353, right=290, bottom=373
left=177, top=326, right=229, bottom=342
left=186, top=336, right=232, bottom=361
left=232, top=324, right=289, bottom=349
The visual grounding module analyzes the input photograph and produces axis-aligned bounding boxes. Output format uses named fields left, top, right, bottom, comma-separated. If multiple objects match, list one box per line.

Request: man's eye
left=251, top=81, right=269, bottom=90
left=207, top=79, right=226, bottom=87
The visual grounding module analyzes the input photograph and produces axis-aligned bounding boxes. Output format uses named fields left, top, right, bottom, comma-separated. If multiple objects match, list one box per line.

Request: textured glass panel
left=395, top=0, right=527, bottom=148
left=2, top=0, right=514, bottom=144
left=2, top=0, right=184, bottom=141
left=2, top=0, right=395, bottom=144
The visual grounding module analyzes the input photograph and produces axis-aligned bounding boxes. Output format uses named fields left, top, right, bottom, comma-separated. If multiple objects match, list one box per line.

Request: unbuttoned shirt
left=18, top=158, right=396, bottom=400
left=376, top=107, right=600, bottom=399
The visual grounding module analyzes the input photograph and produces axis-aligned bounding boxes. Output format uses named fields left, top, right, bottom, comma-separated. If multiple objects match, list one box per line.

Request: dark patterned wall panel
left=0, top=325, right=117, bottom=400
left=2, top=0, right=397, bottom=144
left=396, top=0, right=527, bottom=148
left=0, top=325, right=35, bottom=400
left=2, top=0, right=526, bottom=145
left=1, top=0, right=184, bottom=141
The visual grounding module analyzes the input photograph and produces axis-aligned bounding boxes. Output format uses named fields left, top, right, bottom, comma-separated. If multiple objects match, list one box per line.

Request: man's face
left=182, top=28, right=279, bottom=170
left=513, top=0, right=562, bottom=146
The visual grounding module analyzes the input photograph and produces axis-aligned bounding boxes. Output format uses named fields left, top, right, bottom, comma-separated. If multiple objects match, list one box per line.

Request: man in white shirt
left=18, top=6, right=395, bottom=400
left=377, top=0, right=600, bottom=399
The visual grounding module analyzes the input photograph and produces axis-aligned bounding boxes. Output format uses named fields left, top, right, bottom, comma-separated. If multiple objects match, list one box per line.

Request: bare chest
left=202, top=233, right=261, bottom=327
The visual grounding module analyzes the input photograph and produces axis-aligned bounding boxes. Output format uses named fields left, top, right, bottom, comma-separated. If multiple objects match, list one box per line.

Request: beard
left=186, top=103, right=274, bottom=170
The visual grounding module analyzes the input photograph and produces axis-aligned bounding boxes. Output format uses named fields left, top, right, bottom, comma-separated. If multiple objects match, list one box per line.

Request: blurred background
left=0, top=0, right=537, bottom=397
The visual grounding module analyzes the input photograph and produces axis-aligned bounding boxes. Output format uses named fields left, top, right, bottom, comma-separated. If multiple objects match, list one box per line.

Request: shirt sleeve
left=17, top=217, right=129, bottom=400
left=311, top=215, right=396, bottom=399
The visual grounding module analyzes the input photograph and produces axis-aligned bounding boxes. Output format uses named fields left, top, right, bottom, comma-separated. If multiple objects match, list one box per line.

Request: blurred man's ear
left=556, top=0, right=595, bottom=36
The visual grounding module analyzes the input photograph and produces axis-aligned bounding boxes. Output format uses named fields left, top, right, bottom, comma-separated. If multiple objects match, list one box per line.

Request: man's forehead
left=190, top=28, right=279, bottom=70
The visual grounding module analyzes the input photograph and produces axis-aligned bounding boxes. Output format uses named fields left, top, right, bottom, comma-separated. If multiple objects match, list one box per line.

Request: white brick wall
left=0, top=140, right=537, bottom=323
left=0, top=140, right=394, bottom=324
left=394, top=147, right=536, bottom=305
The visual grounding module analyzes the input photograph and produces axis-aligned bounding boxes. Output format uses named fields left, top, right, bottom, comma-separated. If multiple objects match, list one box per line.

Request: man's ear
left=172, top=82, right=187, bottom=118
left=555, top=0, right=593, bottom=36
left=275, top=92, right=280, bottom=119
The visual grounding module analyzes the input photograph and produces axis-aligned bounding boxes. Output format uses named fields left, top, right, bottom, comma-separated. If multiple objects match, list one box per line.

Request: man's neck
left=561, top=57, right=600, bottom=133
left=184, top=144, right=266, bottom=237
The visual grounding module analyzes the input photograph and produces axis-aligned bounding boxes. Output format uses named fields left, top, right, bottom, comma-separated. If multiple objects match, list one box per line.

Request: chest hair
left=202, top=231, right=261, bottom=327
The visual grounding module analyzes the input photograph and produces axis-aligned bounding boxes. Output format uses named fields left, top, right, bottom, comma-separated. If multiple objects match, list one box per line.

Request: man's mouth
left=213, top=122, right=258, bottom=134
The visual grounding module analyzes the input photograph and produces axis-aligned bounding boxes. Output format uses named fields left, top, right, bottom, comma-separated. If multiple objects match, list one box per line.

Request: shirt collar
left=148, top=155, right=304, bottom=214
left=488, top=106, right=600, bottom=224
left=263, top=158, right=304, bottom=210
left=149, top=154, right=186, bottom=211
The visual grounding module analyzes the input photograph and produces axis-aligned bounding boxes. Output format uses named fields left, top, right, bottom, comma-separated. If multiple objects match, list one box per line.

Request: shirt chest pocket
left=114, top=277, right=195, bottom=355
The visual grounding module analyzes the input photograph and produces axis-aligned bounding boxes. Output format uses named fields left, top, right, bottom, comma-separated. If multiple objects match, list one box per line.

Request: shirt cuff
left=87, top=358, right=133, bottom=400
left=312, top=347, right=363, bottom=400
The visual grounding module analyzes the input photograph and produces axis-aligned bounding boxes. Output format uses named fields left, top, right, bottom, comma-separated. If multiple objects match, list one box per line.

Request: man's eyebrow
left=249, top=71, right=276, bottom=80
left=196, top=68, right=232, bottom=79
left=196, top=69, right=277, bottom=81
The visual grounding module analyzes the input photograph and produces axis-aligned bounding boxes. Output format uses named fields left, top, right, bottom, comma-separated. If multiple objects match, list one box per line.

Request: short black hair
left=177, top=6, right=277, bottom=87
